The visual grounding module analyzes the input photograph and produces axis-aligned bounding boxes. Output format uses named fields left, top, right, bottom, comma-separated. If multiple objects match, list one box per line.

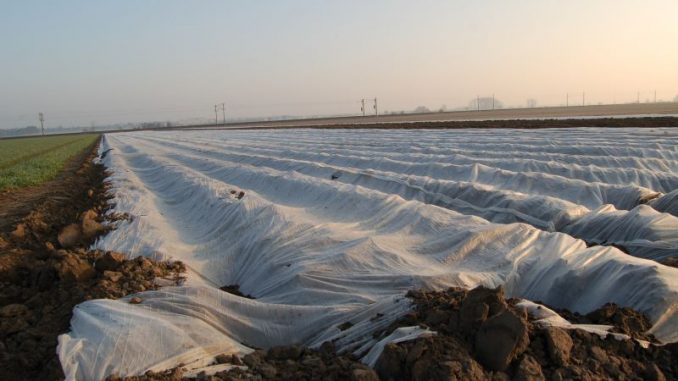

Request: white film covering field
left=58, top=128, right=678, bottom=380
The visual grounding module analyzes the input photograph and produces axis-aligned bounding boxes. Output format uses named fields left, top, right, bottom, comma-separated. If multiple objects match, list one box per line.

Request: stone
left=134, top=256, right=154, bottom=271
left=514, top=355, right=545, bottom=381
left=103, top=270, right=123, bottom=282
left=475, top=308, right=530, bottom=371
left=44, top=241, right=55, bottom=252
left=589, top=346, right=608, bottom=363
left=57, top=224, right=82, bottom=248
left=129, top=297, right=142, bottom=304
left=544, top=327, right=573, bottom=365
left=10, top=223, right=26, bottom=240
left=459, top=286, right=507, bottom=332
left=95, top=251, right=126, bottom=271
left=55, top=253, right=95, bottom=282
left=81, top=209, right=104, bottom=238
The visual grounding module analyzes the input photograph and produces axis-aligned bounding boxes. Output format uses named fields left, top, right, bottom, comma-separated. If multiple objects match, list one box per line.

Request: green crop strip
left=0, top=134, right=99, bottom=190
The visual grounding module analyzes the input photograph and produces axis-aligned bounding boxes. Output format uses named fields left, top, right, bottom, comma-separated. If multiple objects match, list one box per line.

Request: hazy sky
left=1, top=0, right=677, bottom=128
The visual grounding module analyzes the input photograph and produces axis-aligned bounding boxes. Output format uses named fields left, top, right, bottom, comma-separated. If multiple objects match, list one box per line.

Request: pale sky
left=1, top=0, right=677, bottom=128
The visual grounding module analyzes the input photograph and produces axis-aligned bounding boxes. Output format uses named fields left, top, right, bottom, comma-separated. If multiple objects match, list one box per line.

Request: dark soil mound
left=550, top=302, right=654, bottom=341
left=374, top=286, right=677, bottom=381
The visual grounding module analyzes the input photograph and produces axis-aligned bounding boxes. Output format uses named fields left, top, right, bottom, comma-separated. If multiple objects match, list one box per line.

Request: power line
left=38, top=113, right=44, bottom=135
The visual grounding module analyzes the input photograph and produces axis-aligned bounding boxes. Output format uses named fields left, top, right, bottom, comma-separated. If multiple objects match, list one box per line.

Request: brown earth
left=374, top=286, right=677, bottom=381
left=0, top=139, right=185, bottom=380
left=187, top=116, right=678, bottom=132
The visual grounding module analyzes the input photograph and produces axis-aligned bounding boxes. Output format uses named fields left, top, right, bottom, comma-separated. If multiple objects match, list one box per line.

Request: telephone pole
left=654, top=90, right=657, bottom=103
left=582, top=92, right=585, bottom=106
left=566, top=93, right=569, bottom=107
left=477, top=95, right=480, bottom=111
left=360, top=99, right=365, bottom=116
left=214, top=105, right=219, bottom=125
left=492, top=94, right=495, bottom=110
left=220, top=103, right=226, bottom=124
left=637, top=91, right=640, bottom=104
left=38, top=113, right=45, bottom=135
left=373, top=98, right=378, bottom=116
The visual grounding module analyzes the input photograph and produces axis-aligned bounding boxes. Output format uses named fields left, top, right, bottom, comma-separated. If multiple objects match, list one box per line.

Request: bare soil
left=223, top=116, right=678, bottom=131
left=373, top=286, right=677, bottom=381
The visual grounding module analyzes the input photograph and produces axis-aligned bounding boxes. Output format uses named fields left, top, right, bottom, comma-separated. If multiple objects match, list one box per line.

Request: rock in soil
left=57, top=223, right=82, bottom=248
left=96, top=251, right=127, bottom=271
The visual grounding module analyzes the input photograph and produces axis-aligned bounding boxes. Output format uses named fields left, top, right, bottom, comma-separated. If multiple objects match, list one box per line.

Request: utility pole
left=477, top=95, right=480, bottom=111
left=220, top=103, right=226, bottom=124
left=566, top=93, right=569, bottom=107
left=582, top=92, right=585, bottom=106
left=637, top=91, right=640, bottom=104
left=654, top=90, right=657, bottom=103
left=492, top=94, right=495, bottom=110
left=214, top=105, right=218, bottom=125
left=38, top=113, right=44, bottom=135
left=373, top=98, right=378, bottom=116
left=360, top=99, right=365, bottom=116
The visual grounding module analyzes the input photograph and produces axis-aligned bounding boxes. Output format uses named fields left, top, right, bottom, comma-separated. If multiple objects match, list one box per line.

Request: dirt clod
left=96, top=251, right=127, bottom=271
left=57, top=223, right=82, bottom=248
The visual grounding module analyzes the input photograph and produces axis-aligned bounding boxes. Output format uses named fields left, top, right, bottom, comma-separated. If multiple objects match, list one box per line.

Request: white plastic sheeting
left=651, top=189, right=678, bottom=216
left=58, top=128, right=678, bottom=380
left=562, top=204, right=678, bottom=259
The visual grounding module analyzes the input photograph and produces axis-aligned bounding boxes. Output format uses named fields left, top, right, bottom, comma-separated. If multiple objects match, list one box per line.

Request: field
left=0, top=134, right=99, bottom=190
left=53, top=127, right=678, bottom=379
left=204, top=102, right=678, bottom=129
